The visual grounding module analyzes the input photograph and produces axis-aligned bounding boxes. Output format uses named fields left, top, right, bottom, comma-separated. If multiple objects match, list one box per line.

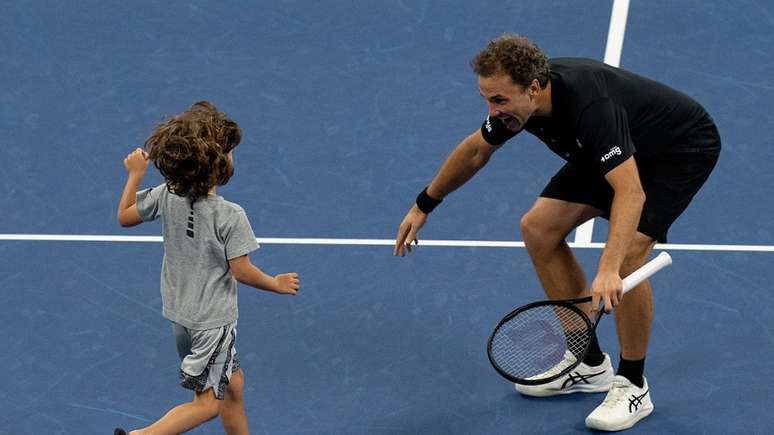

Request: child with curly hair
left=115, top=101, right=299, bottom=435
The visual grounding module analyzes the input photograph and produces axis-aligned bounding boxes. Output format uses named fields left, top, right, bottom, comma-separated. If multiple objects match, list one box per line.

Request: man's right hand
left=394, top=204, right=428, bottom=256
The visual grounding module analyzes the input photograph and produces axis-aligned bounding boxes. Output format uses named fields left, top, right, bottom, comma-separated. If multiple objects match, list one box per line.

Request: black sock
left=617, top=356, right=645, bottom=388
left=581, top=332, right=605, bottom=366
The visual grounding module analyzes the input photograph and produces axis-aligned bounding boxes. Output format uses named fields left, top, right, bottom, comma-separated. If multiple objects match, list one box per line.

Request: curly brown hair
left=144, top=101, right=242, bottom=199
left=470, top=33, right=550, bottom=89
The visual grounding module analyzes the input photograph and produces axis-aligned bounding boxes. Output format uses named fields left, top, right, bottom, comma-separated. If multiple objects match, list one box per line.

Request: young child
left=115, top=101, right=300, bottom=435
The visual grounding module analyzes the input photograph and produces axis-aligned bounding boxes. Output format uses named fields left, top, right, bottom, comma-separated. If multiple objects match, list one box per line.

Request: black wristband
left=416, top=186, right=442, bottom=214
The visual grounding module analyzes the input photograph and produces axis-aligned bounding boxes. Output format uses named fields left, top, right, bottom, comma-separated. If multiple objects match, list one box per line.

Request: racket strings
left=490, top=304, right=590, bottom=381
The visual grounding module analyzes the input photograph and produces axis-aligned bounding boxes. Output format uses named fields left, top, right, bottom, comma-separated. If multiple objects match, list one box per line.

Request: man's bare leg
left=514, top=198, right=613, bottom=397
left=520, top=197, right=604, bottom=306
left=614, top=232, right=656, bottom=361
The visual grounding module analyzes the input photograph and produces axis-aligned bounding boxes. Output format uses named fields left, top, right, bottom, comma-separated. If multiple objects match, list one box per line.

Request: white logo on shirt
left=600, top=146, right=622, bottom=162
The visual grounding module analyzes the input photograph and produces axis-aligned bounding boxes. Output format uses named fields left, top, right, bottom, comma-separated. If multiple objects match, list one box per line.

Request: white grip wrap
left=622, top=251, right=672, bottom=295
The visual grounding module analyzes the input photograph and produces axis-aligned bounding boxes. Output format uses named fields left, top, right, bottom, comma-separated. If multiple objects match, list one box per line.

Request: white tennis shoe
left=585, top=375, right=654, bottom=431
left=514, top=351, right=613, bottom=397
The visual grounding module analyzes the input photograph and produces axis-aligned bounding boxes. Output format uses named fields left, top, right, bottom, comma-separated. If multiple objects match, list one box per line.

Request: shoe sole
left=515, top=381, right=612, bottom=397
left=585, top=406, right=654, bottom=431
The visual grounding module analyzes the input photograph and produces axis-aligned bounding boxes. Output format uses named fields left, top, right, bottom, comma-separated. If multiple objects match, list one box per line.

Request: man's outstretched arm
left=394, top=130, right=502, bottom=256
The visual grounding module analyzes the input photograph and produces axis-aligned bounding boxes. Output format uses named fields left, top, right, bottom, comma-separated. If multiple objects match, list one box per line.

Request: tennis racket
left=487, top=251, right=672, bottom=385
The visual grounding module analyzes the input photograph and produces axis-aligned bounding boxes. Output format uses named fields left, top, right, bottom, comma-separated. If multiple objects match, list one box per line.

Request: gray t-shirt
left=136, top=184, right=259, bottom=330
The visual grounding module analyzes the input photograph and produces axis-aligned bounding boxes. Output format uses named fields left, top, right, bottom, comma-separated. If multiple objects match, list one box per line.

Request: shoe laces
left=543, top=350, right=577, bottom=377
left=600, top=378, right=631, bottom=409
left=525, top=350, right=578, bottom=380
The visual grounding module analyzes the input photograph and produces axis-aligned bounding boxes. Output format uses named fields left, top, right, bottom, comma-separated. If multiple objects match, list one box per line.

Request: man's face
left=478, top=74, right=538, bottom=132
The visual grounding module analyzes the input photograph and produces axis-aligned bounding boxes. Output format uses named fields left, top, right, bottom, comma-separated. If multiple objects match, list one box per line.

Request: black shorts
left=540, top=126, right=720, bottom=243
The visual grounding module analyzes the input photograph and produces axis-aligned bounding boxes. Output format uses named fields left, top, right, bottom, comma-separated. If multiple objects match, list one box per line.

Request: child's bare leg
left=129, top=389, right=220, bottom=435
left=220, top=368, right=249, bottom=435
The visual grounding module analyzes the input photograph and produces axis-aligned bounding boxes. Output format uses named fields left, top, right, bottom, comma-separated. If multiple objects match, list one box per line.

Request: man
left=393, top=34, right=720, bottom=431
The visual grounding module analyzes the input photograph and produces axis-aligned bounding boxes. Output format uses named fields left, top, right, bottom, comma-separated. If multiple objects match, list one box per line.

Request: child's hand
left=274, top=273, right=300, bottom=295
left=124, top=148, right=149, bottom=175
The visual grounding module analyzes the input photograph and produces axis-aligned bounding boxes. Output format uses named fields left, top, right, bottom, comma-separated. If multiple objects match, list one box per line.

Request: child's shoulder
left=214, top=197, right=250, bottom=220
left=217, top=196, right=245, bottom=211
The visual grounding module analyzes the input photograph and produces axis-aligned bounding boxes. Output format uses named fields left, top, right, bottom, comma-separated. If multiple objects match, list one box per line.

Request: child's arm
left=117, top=148, right=149, bottom=227
left=228, top=255, right=300, bottom=295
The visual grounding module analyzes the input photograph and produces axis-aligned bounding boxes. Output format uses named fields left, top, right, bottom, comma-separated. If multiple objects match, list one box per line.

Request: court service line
left=573, top=0, right=632, bottom=245
left=0, top=234, right=772, bottom=252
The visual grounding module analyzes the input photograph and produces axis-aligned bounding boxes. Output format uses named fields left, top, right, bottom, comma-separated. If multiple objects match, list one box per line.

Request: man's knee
left=520, top=200, right=600, bottom=249
left=520, top=210, right=563, bottom=248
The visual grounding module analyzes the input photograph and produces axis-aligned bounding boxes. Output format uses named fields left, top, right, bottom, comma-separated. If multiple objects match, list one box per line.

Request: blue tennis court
left=1, top=1, right=772, bottom=433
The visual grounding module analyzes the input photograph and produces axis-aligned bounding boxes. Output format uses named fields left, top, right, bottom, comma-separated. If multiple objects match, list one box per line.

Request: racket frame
left=486, top=295, right=596, bottom=385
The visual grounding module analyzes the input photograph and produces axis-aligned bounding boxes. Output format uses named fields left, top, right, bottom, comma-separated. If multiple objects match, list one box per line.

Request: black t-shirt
left=481, top=58, right=718, bottom=174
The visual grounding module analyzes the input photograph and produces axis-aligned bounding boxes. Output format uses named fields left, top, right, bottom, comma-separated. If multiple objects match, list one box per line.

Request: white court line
left=574, top=0, right=632, bottom=245
left=604, top=0, right=630, bottom=66
left=0, top=234, right=772, bottom=252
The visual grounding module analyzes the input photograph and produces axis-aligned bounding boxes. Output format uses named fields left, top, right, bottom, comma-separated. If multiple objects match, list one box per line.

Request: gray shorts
left=172, top=322, right=240, bottom=400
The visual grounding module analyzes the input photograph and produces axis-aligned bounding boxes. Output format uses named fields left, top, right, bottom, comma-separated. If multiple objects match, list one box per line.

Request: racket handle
left=622, top=251, right=672, bottom=294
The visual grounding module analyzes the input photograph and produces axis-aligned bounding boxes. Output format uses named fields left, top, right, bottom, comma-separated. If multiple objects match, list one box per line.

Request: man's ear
left=529, top=79, right=541, bottom=98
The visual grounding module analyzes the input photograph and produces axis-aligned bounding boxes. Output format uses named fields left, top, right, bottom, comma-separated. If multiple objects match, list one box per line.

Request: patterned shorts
left=172, top=322, right=240, bottom=400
